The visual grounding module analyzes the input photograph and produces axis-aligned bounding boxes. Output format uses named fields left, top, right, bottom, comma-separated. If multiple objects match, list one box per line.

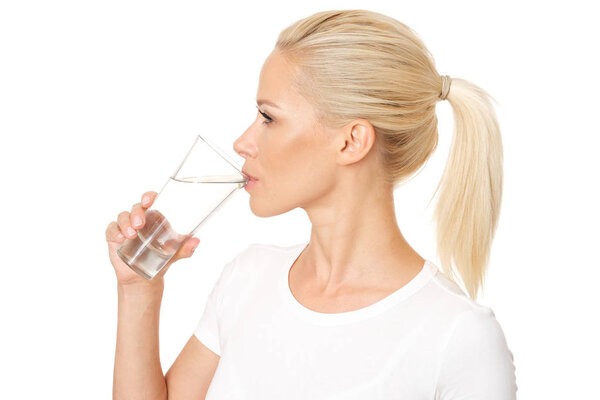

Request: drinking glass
left=117, top=134, right=248, bottom=280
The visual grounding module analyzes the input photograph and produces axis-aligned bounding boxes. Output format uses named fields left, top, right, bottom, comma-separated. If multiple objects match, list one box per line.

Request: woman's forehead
left=257, top=52, right=300, bottom=108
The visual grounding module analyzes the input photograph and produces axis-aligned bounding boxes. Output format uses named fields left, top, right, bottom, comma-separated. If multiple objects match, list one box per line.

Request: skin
left=233, top=49, right=426, bottom=312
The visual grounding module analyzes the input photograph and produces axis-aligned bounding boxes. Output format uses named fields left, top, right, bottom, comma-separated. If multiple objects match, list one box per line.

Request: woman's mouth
left=242, top=170, right=259, bottom=181
left=245, top=179, right=258, bottom=191
left=242, top=170, right=259, bottom=191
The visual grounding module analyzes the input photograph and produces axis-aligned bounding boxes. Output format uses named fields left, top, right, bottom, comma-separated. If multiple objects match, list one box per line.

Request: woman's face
left=234, top=50, right=338, bottom=217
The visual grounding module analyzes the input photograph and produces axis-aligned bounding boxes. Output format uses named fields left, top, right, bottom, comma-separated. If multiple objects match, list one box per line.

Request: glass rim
left=170, top=134, right=246, bottom=180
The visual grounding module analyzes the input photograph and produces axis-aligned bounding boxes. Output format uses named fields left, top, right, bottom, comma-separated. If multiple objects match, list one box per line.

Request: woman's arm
left=113, top=281, right=167, bottom=400
left=107, top=190, right=202, bottom=399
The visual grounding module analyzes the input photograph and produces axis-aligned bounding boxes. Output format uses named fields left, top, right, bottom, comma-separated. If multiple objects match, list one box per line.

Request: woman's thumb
left=189, top=237, right=200, bottom=252
left=172, top=236, right=200, bottom=262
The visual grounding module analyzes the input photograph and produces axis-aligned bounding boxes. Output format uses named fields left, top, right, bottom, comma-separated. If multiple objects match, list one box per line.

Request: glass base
left=116, top=235, right=175, bottom=280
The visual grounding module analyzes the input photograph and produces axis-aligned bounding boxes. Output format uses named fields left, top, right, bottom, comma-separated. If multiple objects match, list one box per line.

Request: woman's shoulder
left=419, top=261, right=511, bottom=343
left=424, top=260, right=497, bottom=315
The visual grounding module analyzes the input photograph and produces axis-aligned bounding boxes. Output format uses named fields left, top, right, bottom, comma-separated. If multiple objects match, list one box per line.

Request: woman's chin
left=249, top=197, right=289, bottom=218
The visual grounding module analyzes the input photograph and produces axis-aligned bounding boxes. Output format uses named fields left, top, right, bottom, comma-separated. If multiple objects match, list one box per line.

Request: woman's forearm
left=113, top=281, right=167, bottom=400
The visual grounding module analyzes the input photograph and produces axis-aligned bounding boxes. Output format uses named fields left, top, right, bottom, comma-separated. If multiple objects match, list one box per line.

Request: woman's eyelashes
left=256, top=105, right=273, bottom=124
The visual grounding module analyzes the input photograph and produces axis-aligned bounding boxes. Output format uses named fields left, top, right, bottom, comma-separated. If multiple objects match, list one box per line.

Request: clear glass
left=117, top=135, right=248, bottom=280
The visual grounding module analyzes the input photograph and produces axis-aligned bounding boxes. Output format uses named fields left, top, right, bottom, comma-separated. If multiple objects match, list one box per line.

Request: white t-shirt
left=194, top=241, right=517, bottom=399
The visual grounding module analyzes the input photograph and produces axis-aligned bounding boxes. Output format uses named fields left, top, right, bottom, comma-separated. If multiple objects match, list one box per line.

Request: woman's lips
left=245, top=179, right=258, bottom=191
left=242, top=170, right=259, bottom=191
left=242, top=170, right=259, bottom=181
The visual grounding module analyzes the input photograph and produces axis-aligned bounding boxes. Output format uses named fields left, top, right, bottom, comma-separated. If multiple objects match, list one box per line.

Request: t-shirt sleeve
left=435, top=307, right=518, bottom=399
left=193, top=252, right=240, bottom=357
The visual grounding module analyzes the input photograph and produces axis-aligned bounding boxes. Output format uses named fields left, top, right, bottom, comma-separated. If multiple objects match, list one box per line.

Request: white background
left=1, top=1, right=598, bottom=398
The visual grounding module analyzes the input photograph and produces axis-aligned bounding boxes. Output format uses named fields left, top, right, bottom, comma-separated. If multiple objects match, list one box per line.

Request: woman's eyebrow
left=257, top=99, right=282, bottom=110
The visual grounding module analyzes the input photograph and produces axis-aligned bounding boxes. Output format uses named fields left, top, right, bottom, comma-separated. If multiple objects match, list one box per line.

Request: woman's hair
left=275, top=9, right=503, bottom=300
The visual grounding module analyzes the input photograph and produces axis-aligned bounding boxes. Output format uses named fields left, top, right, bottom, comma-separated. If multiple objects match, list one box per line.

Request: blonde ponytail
left=431, top=78, right=503, bottom=300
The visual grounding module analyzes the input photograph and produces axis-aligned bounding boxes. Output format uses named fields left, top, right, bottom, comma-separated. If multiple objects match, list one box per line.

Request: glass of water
left=117, top=134, right=248, bottom=280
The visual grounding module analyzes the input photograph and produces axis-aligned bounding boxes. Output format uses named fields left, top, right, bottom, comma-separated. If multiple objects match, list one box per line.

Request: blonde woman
left=107, top=9, right=517, bottom=399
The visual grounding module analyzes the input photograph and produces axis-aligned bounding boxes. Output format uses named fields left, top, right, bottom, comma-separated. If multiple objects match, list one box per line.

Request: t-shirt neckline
left=279, top=241, right=437, bottom=326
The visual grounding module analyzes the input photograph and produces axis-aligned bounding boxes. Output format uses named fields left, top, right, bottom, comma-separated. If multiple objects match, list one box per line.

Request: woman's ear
left=336, top=119, right=376, bottom=165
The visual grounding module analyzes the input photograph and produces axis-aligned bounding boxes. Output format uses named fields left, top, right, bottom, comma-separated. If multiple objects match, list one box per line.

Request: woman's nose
left=233, top=129, right=257, bottom=159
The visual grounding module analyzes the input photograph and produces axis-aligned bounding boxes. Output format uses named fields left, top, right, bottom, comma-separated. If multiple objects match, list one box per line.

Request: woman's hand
left=105, top=191, right=200, bottom=287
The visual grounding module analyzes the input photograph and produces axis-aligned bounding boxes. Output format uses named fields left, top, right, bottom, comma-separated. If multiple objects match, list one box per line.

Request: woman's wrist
left=117, top=278, right=165, bottom=297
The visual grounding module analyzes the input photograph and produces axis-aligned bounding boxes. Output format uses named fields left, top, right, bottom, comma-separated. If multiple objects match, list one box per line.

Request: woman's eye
left=256, top=106, right=273, bottom=125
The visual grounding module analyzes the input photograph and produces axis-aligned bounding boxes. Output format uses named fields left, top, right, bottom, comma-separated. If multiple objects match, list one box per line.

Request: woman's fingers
left=141, top=191, right=158, bottom=208
left=117, top=211, right=137, bottom=239
left=127, top=191, right=158, bottom=231
left=130, top=202, right=145, bottom=229
left=111, top=190, right=198, bottom=264
left=108, top=191, right=155, bottom=244
left=105, top=221, right=125, bottom=243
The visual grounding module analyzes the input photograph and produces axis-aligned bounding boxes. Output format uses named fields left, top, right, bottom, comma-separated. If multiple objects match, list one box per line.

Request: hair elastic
left=440, top=75, right=451, bottom=100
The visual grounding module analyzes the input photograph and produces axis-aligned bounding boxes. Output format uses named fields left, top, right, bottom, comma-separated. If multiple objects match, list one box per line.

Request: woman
left=107, top=9, right=517, bottom=399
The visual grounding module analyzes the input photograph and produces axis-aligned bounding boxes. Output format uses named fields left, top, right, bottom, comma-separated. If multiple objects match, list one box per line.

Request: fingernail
left=133, top=216, right=142, bottom=227
left=142, top=195, right=150, bottom=205
left=127, top=227, right=136, bottom=236
left=116, top=233, right=124, bottom=240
